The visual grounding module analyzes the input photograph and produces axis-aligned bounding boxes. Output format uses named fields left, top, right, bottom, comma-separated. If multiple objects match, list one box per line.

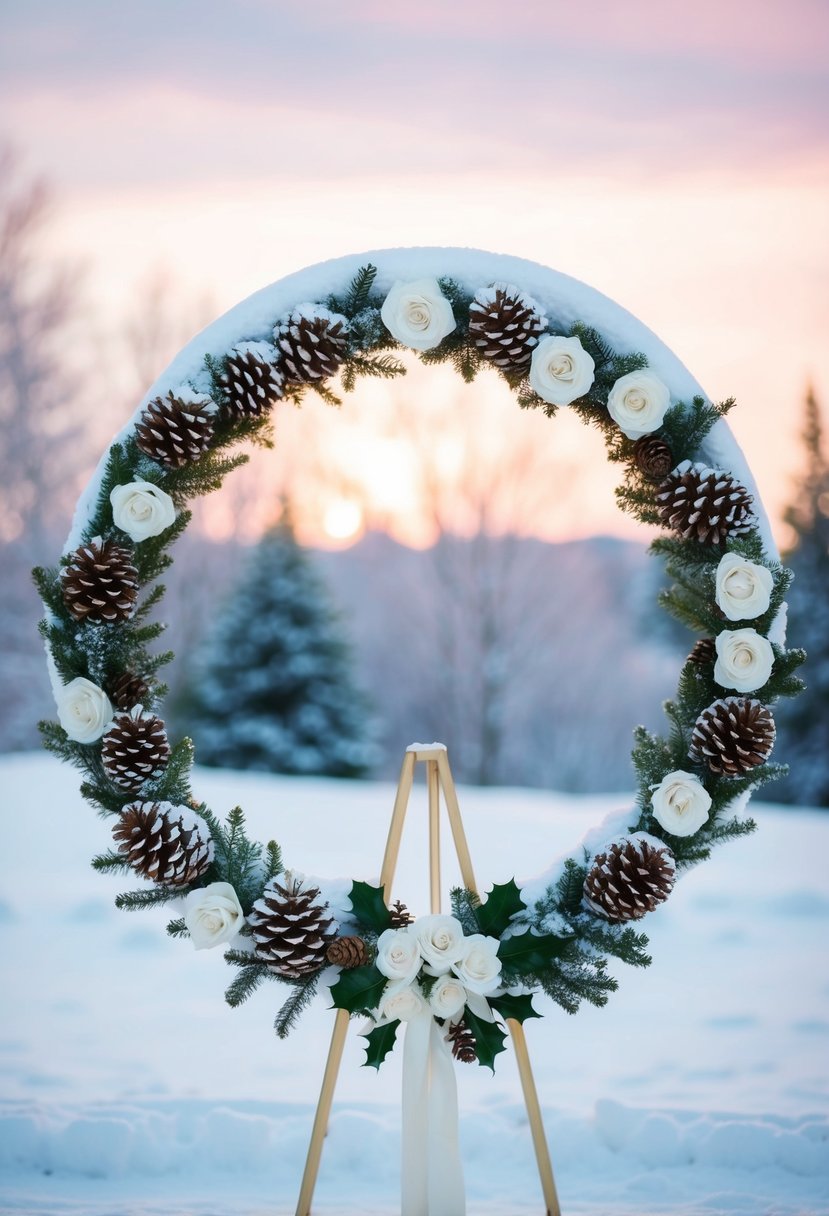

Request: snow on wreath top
left=35, top=249, right=805, bottom=1071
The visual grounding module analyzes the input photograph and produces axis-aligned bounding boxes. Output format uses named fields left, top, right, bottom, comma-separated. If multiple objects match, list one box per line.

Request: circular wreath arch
left=37, top=248, right=804, bottom=1065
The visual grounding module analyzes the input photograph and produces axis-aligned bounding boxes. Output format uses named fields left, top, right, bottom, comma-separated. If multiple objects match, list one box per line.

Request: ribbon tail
left=400, top=1013, right=466, bottom=1216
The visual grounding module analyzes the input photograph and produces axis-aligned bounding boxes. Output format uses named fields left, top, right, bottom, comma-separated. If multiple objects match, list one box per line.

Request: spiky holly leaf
left=462, top=1005, right=507, bottom=1072
left=329, top=963, right=387, bottom=1015
left=498, top=929, right=571, bottom=975
left=474, top=878, right=526, bottom=938
left=488, top=992, right=541, bottom=1025
left=349, top=880, right=393, bottom=933
left=361, top=1019, right=400, bottom=1070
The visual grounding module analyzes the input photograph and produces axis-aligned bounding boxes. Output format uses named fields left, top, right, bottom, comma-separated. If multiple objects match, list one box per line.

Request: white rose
left=651, top=770, right=712, bottom=837
left=110, top=480, right=176, bottom=542
left=529, top=335, right=595, bottom=406
left=451, top=933, right=502, bottom=995
left=428, top=973, right=468, bottom=1021
left=380, top=279, right=456, bottom=351
left=714, top=553, right=773, bottom=622
left=714, top=628, right=774, bottom=693
left=56, top=676, right=114, bottom=743
left=378, top=980, right=426, bottom=1023
left=607, top=370, right=671, bottom=439
left=413, top=914, right=466, bottom=974
left=375, top=926, right=421, bottom=983
left=183, top=882, right=245, bottom=950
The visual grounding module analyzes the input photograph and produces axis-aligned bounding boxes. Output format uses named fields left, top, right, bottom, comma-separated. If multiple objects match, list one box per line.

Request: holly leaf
left=329, top=963, right=387, bottom=1015
left=349, top=880, right=392, bottom=933
left=497, top=929, right=571, bottom=975
left=462, top=1005, right=507, bottom=1072
left=474, top=878, right=526, bottom=937
left=488, top=991, right=541, bottom=1025
left=361, top=1019, right=400, bottom=1070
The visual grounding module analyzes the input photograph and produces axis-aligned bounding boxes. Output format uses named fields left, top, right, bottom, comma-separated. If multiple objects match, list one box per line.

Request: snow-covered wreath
left=37, top=248, right=804, bottom=1075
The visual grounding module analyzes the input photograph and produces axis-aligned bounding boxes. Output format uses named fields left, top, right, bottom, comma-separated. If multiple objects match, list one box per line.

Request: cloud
left=3, top=0, right=828, bottom=188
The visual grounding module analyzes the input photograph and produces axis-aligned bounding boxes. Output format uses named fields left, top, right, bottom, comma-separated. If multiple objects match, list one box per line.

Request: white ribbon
left=401, top=1011, right=465, bottom=1215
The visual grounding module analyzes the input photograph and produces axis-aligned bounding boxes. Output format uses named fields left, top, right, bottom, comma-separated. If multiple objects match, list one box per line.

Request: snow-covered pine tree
left=182, top=514, right=376, bottom=777
left=773, top=388, right=829, bottom=807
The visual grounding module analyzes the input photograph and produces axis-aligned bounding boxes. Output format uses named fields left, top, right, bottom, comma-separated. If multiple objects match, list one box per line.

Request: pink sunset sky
left=3, top=0, right=828, bottom=547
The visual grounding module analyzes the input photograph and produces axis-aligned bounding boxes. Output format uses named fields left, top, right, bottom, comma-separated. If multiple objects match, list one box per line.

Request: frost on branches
left=183, top=514, right=377, bottom=778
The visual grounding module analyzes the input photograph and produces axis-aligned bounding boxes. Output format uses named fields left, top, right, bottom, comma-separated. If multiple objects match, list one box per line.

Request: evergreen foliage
left=182, top=513, right=376, bottom=777
left=771, top=388, right=829, bottom=806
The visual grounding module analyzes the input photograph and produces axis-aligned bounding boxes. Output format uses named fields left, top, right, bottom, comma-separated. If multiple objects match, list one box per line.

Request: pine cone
left=249, top=876, right=335, bottom=978
left=657, top=461, right=755, bottom=545
left=688, top=637, right=716, bottom=665
left=274, top=308, right=349, bottom=385
left=108, top=671, right=151, bottom=712
left=101, top=709, right=171, bottom=791
left=446, top=1020, right=476, bottom=1063
left=113, top=800, right=213, bottom=886
left=468, top=283, right=547, bottom=370
left=61, top=537, right=138, bottom=624
left=220, top=342, right=284, bottom=419
left=583, top=834, right=676, bottom=923
left=389, top=899, right=414, bottom=929
left=326, top=935, right=368, bottom=969
left=134, top=390, right=216, bottom=469
left=633, top=435, right=674, bottom=481
left=689, top=696, right=775, bottom=776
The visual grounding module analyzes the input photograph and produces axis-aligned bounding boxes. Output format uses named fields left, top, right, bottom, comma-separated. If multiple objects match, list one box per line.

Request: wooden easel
left=295, top=743, right=562, bottom=1216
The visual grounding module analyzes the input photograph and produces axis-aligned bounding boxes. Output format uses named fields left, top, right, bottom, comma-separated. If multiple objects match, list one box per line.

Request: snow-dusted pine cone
left=101, top=709, right=171, bottom=791
left=468, top=283, right=547, bottom=370
left=633, top=435, right=674, bottom=481
left=220, top=342, right=285, bottom=418
left=134, top=391, right=216, bottom=469
left=326, top=935, right=368, bottom=969
left=274, top=307, right=349, bottom=385
left=689, top=696, right=776, bottom=776
left=656, top=461, right=754, bottom=545
left=389, top=899, right=414, bottom=929
left=112, top=800, right=213, bottom=886
left=249, top=876, right=335, bottom=978
left=61, top=537, right=138, bottom=624
left=446, top=1020, right=476, bottom=1063
left=108, top=671, right=151, bottom=712
left=583, top=834, right=676, bottom=923
left=688, top=637, right=716, bottom=665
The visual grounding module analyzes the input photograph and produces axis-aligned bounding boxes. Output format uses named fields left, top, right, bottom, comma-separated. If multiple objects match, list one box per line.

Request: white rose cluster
left=374, top=913, right=502, bottom=1026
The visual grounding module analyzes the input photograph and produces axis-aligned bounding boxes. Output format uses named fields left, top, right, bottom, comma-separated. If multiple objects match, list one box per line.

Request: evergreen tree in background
left=773, top=388, right=829, bottom=807
left=183, top=514, right=376, bottom=778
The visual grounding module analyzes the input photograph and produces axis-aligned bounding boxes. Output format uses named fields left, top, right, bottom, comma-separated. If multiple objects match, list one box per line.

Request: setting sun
left=322, top=498, right=364, bottom=541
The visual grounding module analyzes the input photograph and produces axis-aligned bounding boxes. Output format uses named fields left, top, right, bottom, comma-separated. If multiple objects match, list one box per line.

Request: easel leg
left=294, top=1008, right=351, bottom=1216
left=507, top=1019, right=561, bottom=1216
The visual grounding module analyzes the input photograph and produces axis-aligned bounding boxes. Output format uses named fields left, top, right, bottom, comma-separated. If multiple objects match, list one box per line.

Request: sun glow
left=323, top=498, right=364, bottom=541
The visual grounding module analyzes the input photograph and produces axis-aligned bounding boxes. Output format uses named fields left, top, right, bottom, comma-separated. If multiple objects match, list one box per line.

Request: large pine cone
left=61, top=537, right=138, bottom=624
left=583, top=834, right=676, bottom=923
left=657, top=461, right=755, bottom=545
left=689, top=696, right=775, bottom=776
left=134, top=390, right=216, bottom=469
left=633, top=435, right=674, bottom=481
left=446, top=1020, right=476, bottom=1063
left=220, top=341, right=284, bottom=418
left=113, top=800, right=213, bottom=886
left=108, top=671, right=151, bottom=712
left=468, top=283, right=547, bottom=370
left=101, top=709, right=171, bottom=791
left=249, top=876, right=335, bottom=977
left=326, top=935, right=368, bottom=969
left=274, top=308, right=349, bottom=385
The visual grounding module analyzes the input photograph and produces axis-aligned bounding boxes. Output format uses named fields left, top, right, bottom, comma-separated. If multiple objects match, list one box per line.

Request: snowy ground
left=1, top=753, right=828, bottom=1215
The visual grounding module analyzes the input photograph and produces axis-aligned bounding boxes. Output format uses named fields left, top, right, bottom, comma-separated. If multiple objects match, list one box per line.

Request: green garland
left=34, top=262, right=805, bottom=1066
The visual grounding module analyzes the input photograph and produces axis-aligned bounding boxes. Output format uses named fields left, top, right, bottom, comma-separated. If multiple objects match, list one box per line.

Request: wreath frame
left=35, top=248, right=805, bottom=1069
